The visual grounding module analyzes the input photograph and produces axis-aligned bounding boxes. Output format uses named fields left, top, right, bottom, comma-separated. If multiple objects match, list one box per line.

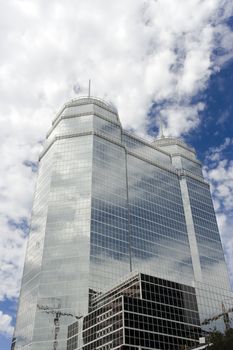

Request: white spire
left=160, top=118, right=165, bottom=138
left=88, top=79, right=91, bottom=97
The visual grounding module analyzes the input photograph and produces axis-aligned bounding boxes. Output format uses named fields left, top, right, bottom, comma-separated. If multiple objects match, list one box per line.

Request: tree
left=209, top=328, right=233, bottom=350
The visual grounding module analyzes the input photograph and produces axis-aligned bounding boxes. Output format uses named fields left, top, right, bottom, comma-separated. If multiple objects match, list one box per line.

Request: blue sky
left=186, top=59, right=233, bottom=154
left=0, top=1, right=233, bottom=349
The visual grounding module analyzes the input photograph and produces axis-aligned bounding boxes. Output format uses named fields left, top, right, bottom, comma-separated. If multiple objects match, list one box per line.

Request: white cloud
left=0, top=311, right=14, bottom=337
left=0, top=218, right=27, bottom=301
left=204, top=140, right=233, bottom=288
left=205, top=137, right=233, bottom=162
left=0, top=0, right=233, bottom=133
left=159, top=103, right=205, bottom=137
left=0, top=0, right=233, bottom=337
left=216, top=214, right=233, bottom=288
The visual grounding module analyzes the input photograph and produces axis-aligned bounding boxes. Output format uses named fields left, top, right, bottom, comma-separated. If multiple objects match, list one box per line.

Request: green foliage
left=209, top=328, right=233, bottom=350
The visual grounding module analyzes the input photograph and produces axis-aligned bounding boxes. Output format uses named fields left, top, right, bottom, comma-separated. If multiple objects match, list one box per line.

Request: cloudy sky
left=0, top=0, right=233, bottom=348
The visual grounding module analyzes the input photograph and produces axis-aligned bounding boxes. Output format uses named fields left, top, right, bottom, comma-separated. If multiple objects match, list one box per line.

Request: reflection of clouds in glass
left=89, top=253, right=131, bottom=292
left=13, top=106, right=233, bottom=348
left=127, top=155, right=195, bottom=286
left=186, top=177, right=231, bottom=289
left=94, top=116, right=121, bottom=140
left=131, top=243, right=194, bottom=286
left=122, top=133, right=171, bottom=166
left=14, top=148, right=55, bottom=347
left=14, top=135, right=93, bottom=348
left=195, top=270, right=233, bottom=331
left=46, top=115, right=93, bottom=145
left=90, top=135, right=131, bottom=292
left=199, top=255, right=230, bottom=289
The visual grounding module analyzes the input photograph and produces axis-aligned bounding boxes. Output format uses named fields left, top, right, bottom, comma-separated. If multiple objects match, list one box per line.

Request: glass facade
left=89, top=135, right=130, bottom=291
left=127, top=155, right=194, bottom=286
left=12, top=97, right=233, bottom=350
left=67, top=273, right=201, bottom=350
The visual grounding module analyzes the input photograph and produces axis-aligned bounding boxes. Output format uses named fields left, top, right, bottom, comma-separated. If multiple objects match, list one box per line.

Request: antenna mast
left=88, top=79, right=91, bottom=97
left=160, top=118, right=165, bottom=138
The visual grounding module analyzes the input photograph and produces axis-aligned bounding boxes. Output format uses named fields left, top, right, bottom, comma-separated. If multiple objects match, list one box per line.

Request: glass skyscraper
left=12, top=97, right=233, bottom=350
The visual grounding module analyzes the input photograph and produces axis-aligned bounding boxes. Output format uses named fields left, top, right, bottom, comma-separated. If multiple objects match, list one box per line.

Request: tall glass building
left=12, top=97, right=233, bottom=350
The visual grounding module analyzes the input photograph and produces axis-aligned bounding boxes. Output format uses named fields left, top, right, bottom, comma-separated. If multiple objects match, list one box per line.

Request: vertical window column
left=179, top=175, right=202, bottom=282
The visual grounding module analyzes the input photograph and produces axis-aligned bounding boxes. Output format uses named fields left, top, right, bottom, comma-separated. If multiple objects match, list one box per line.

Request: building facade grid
left=12, top=97, right=233, bottom=350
